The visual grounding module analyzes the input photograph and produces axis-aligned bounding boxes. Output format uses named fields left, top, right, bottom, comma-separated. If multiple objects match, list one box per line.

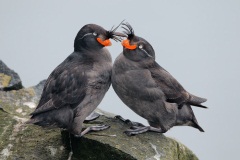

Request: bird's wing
left=31, top=60, right=88, bottom=115
left=114, top=69, right=165, bottom=101
left=149, top=62, right=189, bottom=105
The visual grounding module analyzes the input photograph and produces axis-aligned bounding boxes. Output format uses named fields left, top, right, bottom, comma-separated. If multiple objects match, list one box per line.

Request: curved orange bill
left=97, top=38, right=112, bottom=46
left=121, top=39, right=137, bottom=50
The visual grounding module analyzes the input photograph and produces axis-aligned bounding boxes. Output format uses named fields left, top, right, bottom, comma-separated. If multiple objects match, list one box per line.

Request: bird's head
left=74, top=23, right=125, bottom=51
left=121, top=23, right=155, bottom=61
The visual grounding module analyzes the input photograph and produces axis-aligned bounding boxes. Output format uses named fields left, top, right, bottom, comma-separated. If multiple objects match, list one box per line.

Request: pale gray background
left=1, top=0, right=239, bottom=159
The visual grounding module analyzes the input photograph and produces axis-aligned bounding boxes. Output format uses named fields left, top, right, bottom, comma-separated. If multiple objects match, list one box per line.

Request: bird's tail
left=26, top=116, right=56, bottom=128
left=26, top=117, right=40, bottom=124
left=188, top=105, right=205, bottom=132
left=189, top=94, right=207, bottom=109
left=192, top=120, right=205, bottom=132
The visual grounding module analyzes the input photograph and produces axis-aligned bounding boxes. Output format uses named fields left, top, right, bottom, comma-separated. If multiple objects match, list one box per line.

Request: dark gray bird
left=28, top=23, right=124, bottom=137
left=112, top=23, right=207, bottom=135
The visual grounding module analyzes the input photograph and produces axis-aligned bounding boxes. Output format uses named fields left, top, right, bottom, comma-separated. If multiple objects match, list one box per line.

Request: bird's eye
left=93, top=32, right=97, bottom=36
left=138, top=44, right=153, bottom=58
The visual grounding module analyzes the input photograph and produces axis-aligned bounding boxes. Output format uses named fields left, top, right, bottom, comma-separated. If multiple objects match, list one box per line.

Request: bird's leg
left=124, top=126, right=166, bottom=136
left=115, top=115, right=145, bottom=127
left=68, top=132, right=73, bottom=160
left=84, top=112, right=100, bottom=123
left=74, top=125, right=110, bottom=137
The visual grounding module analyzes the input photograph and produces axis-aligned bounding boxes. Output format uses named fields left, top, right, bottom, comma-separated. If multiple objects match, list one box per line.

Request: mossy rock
left=0, top=73, right=11, bottom=88
left=0, top=80, right=198, bottom=160
left=62, top=115, right=198, bottom=160
left=0, top=60, right=23, bottom=91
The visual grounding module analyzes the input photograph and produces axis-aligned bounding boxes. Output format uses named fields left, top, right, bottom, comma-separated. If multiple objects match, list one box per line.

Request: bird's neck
left=75, top=47, right=112, bottom=63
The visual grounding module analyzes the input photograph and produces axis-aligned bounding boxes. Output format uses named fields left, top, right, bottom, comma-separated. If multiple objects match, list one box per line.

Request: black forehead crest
left=107, top=20, right=125, bottom=42
left=122, top=22, right=135, bottom=40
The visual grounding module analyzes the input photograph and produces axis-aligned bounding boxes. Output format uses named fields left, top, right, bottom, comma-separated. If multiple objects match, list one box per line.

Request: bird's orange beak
left=121, top=39, right=137, bottom=50
left=97, top=38, right=112, bottom=46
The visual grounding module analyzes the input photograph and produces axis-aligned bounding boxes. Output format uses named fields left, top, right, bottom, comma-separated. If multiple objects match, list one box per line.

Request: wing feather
left=32, top=54, right=89, bottom=115
left=149, top=62, right=189, bottom=105
left=114, top=69, right=164, bottom=102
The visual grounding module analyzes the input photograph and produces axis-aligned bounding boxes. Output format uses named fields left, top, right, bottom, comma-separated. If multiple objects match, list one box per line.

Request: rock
left=0, top=84, right=198, bottom=160
left=0, top=60, right=198, bottom=160
left=61, top=115, right=198, bottom=160
left=0, top=60, right=23, bottom=91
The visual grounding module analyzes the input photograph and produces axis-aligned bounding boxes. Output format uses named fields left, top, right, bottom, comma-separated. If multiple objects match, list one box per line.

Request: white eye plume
left=138, top=45, right=153, bottom=58
left=79, top=32, right=97, bottom=40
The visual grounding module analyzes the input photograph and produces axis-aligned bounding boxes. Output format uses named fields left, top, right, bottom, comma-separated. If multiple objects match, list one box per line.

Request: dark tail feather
left=189, top=94, right=207, bottom=103
left=189, top=94, right=208, bottom=109
left=193, top=121, right=205, bottom=132
left=26, top=117, right=39, bottom=124
left=26, top=117, right=55, bottom=127
left=26, top=116, right=47, bottom=126
left=191, top=114, right=204, bottom=132
left=191, top=103, right=208, bottom=109
left=30, top=99, right=54, bottom=116
left=187, top=105, right=205, bottom=132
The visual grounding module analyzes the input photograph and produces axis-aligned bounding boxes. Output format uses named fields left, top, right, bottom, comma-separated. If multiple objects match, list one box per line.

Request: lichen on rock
left=0, top=60, right=199, bottom=160
left=0, top=60, right=23, bottom=91
left=60, top=114, right=198, bottom=160
left=0, top=73, right=11, bottom=88
left=0, top=85, right=198, bottom=160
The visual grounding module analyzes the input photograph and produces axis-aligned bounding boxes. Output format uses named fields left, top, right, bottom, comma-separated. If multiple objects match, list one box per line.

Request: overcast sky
left=1, top=1, right=240, bottom=159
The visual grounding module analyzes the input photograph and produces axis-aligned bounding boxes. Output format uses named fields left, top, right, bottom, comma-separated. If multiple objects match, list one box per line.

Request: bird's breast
left=87, top=60, right=112, bottom=91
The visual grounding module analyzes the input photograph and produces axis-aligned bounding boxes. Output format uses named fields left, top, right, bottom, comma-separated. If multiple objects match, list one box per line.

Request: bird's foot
left=124, top=126, right=165, bottom=136
left=115, top=115, right=131, bottom=123
left=124, top=126, right=151, bottom=136
left=115, top=115, right=145, bottom=127
left=84, top=112, right=100, bottom=123
left=75, top=124, right=110, bottom=137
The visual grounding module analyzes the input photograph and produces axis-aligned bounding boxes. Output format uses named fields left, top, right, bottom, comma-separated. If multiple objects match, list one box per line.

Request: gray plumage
left=28, top=24, right=124, bottom=136
left=112, top=23, right=206, bottom=134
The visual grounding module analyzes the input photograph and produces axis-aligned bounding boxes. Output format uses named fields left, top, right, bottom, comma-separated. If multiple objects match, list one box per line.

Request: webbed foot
left=84, top=112, right=100, bottom=123
left=74, top=124, right=110, bottom=137
left=115, top=115, right=145, bottom=127
left=124, top=126, right=166, bottom=136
